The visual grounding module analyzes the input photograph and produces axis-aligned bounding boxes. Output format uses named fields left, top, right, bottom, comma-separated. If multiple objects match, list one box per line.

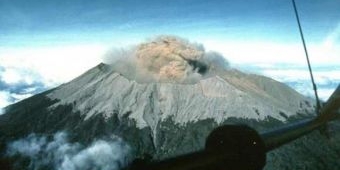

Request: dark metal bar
left=291, top=0, right=321, bottom=113
left=262, top=85, right=340, bottom=151
left=261, top=118, right=320, bottom=151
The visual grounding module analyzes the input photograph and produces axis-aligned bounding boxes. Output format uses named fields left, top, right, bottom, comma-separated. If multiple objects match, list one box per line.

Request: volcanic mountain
left=1, top=36, right=340, bottom=170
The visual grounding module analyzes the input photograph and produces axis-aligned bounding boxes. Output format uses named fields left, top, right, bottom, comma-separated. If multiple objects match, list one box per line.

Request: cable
left=291, top=0, right=321, bottom=114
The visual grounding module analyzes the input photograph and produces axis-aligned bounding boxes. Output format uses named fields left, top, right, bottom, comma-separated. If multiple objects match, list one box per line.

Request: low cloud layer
left=0, top=66, right=49, bottom=113
left=0, top=45, right=104, bottom=110
left=254, top=66, right=340, bottom=101
left=103, top=36, right=230, bottom=83
left=6, top=132, right=132, bottom=170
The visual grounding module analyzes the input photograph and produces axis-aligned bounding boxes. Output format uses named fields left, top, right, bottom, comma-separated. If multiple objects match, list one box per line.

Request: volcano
left=1, top=36, right=340, bottom=170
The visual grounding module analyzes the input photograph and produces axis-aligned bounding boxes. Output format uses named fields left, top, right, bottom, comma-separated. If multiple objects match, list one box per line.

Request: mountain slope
left=47, top=63, right=313, bottom=128
left=1, top=35, right=339, bottom=169
left=2, top=63, right=338, bottom=170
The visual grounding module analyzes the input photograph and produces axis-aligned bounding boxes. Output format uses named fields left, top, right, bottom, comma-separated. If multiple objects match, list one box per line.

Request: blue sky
left=0, top=0, right=340, bottom=110
left=1, top=0, right=339, bottom=45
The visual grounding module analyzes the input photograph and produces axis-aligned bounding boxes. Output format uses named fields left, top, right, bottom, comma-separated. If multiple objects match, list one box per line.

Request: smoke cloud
left=6, top=132, right=132, bottom=170
left=103, top=36, right=230, bottom=83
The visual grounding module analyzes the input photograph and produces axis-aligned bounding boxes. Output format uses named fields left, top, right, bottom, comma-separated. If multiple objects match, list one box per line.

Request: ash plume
left=103, top=36, right=230, bottom=83
left=6, top=132, right=132, bottom=170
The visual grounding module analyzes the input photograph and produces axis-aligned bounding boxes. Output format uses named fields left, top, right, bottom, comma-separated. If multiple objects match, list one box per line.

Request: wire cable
left=291, top=0, right=321, bottom=114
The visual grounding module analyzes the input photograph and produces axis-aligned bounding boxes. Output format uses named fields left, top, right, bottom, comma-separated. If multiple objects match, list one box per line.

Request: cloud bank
left=0, top=45, right=105, bottom=110
left=0, top=66, right=48, bottom=114
left=243, top=65, right=340, bottom=101
left=6, top=132, right=132, bottom=170
left=103, top=36, right=230, bottom=83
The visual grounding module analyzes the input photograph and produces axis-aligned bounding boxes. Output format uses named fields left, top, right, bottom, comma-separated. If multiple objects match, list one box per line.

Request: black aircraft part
left=205, top=125, right=266, bottom=170
left=129, top=125, right=266, bottom=170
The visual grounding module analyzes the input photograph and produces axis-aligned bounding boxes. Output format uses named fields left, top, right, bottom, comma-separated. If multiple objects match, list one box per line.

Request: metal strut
left=291, top=0, right=321, bottom=113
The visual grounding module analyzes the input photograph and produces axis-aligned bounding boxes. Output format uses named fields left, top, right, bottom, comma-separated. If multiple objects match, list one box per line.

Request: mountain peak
left=46, top=64, right=313, bottom=129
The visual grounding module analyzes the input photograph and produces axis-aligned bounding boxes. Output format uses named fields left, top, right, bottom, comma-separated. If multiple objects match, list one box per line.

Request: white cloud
left=0, top=91, right=12, bottom=108
left=203, top=40, right=340, bottom=67
left=0, top=44, right=107, bottom=87
left=260, top=69, right=340, bottom=82
left=0, top=67, right=39, bottom=85
left=23, top=87, right=38, bottom=93
left=7, top=132, right=132, bottom=170
left=261, top=69, right=309, bottom=82
left=258, top=68, right=339, bottom=101
left=323, top=22, right=340, bottom=49
left=1, top=68, right=22, bottom=84
left=203, top=41, right=300, bottom=64
left=201, top=24, right=340, bottom=101
left=318, top=88, right=337, bottom=101
left=0, top=43, right=110, bottom=109
left=60, top=140, right=131, bottom=170
left=0, top=91, right=12, bottom=114
left=11, top=93, right=33, bottom=101
left=0, top=90, right=35, bottom=112
left=201, top=21, right=340, bottom=68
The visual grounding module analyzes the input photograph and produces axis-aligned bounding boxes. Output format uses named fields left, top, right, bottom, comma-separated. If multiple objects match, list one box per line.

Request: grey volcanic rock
left=1, top=63, right=339, bottom=170
left=47, top=63, right=313, bottom=128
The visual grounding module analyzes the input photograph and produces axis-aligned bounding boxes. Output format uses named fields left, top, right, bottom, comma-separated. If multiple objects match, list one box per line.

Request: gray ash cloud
left=103, top=35, right=230, bottom=83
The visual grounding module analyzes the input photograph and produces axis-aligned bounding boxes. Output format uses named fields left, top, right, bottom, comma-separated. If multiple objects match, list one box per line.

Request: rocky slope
left=1, top=63, right=339, bottom=170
